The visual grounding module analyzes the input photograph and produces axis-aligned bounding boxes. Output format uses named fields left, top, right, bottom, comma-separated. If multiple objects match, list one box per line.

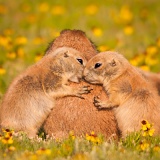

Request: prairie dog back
left=43, top=30, right=120, bottom=140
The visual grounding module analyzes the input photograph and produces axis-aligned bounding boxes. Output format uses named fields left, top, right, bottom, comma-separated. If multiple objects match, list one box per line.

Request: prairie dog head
left=83, top=51, right=130, bottom=84
left=45, top=29, right=98, bottom=60
left=48, top=47, right=87, bottom=83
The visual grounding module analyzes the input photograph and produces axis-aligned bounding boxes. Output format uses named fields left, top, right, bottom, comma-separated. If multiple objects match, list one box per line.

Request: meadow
left=0, top=0, right=160, bottom=159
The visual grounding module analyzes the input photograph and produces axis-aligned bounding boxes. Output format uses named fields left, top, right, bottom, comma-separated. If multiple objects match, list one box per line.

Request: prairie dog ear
left=63, top=51, right=69, bottom=58
left=110, top=59, right=116, bottom=67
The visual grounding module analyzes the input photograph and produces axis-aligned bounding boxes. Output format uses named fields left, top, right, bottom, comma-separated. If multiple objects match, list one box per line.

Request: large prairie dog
left=43, top=29, right=120, bottom=140
left=83, top=51, right=160, bottom=137
left=0, top=47, right=90, bottom=138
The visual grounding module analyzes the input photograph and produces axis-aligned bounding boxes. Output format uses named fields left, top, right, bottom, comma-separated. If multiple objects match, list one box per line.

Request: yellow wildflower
left=153, top=145, right=160, bottom=152
left=129, top=54, right=144, bottom=66
left=2, top=137, right=13, bottom=144
left=34, top=54, right=43, bottom=62
left=92, top=27, right=103, bottom=37
left=17, top=48, right=25, bottom=58
left=141, top=120, right=151, bottom=131
left=85, top=4, right=98, bottom=15
left=0, top=67, right=6, bottom=75
left=98, top=45, right=109, bottom=52
left=141, top=120, right=155, bottom=137
left=86, top=131, right=102, bottom=144
left=0, top=36, right=11, bottom=47
left=140, top=142, right=149, bottom=151
left=51, top=5, right=65, bottom=15
left=6, top=52, right=16, bottom=59
left=146, top=45, right=158, bottom=56
left=8, top=146, right=16, bottom=152
left=123, top=25, right=134, bottom=35
left=145, top=56, right=158, bottom=66
left=148, top=129, right=155, bottom=136
left=120, top=5, right=133, bottom=23
left=0, top=4, right=7, bottom=14
left=139, top=65, right=150, bottom=71
left=15, top=36, right=27, bottom=45
left=86, top=133, right=91, bottom=141
left=36, top=148, right=51, bottom=155
left=38, top=2, right=49, bottom=12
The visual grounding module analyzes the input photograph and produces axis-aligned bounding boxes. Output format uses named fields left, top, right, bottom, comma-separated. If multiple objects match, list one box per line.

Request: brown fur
left=43, top=29, right=120, bottom=140
left=83, top=51, right=160, bottom=137
left=45, top=29, right=98, bottom=60
left=0, top=47, right=90, bottom=138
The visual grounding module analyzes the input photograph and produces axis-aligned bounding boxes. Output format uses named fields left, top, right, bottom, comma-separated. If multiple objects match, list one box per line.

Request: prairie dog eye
left=94, top=63, right=102, bottom=69
left=77, top=58, right=83, bottom=65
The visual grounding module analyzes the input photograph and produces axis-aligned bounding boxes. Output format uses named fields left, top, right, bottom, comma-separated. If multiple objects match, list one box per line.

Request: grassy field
left=0, top=0, right=160, bottom=159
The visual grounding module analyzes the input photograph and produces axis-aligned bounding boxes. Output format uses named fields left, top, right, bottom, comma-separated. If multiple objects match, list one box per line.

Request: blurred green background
left=0, top=0, right=160, bottom=96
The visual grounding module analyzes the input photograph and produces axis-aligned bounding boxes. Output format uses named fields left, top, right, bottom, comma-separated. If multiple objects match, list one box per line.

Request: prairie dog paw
left=78, top=86, right=93, bottom=94
left=93, top=96, right=106, bottom=109
left=76, top=86, right=93, bottom=99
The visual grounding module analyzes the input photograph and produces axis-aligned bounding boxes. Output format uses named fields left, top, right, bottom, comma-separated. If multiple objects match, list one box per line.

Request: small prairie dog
left=43, top=29, right=120, bottom=140
left=0, top=47, right=91, bottom=138
left=83, top=51, right=160, bottom=137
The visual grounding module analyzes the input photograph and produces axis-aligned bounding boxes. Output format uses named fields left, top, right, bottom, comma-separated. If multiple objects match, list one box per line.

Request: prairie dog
left=83, top=51, right=160, bottom=137
left=43, top=29, right=120, bottom=140
left=0, top=47, right=91, bottom=138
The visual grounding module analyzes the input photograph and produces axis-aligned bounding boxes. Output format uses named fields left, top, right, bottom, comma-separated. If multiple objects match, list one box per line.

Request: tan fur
left=137, top=68, right=160, bottom=95
left=0, top=47, right=90, bottom=138
left=43, top=30, right=120, bottom=140
left=83, top=51, right=160, bottom=137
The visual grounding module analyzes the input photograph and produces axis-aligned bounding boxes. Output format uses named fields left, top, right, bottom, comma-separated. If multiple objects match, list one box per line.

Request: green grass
left=1, top=127, right=160, bottom=160
left=0, top=0, right=160, bottom=159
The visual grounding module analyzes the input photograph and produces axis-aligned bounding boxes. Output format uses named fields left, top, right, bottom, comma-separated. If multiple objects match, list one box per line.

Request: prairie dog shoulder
left=0, top=47, right=89, bottom=138
left=84, top=51, right=160, bottom=136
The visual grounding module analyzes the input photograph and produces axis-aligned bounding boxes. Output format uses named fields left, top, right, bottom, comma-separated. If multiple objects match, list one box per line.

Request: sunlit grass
left=0, top=121, right=160, bottom=160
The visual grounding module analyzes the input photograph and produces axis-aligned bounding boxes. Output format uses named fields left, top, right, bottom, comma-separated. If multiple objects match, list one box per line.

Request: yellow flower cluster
left=36, top=148, right=51, bottom=155
left=141, top=120, right=155, bottom=137
left=129, top=40, right=160, bottom=71
left=86, top=131, right=102, bottom=144
left=139, top=140, right=150, bottom=151
left=1, top=129, right=14, bottom=144
left=0, top=128, right=16, bottom=156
